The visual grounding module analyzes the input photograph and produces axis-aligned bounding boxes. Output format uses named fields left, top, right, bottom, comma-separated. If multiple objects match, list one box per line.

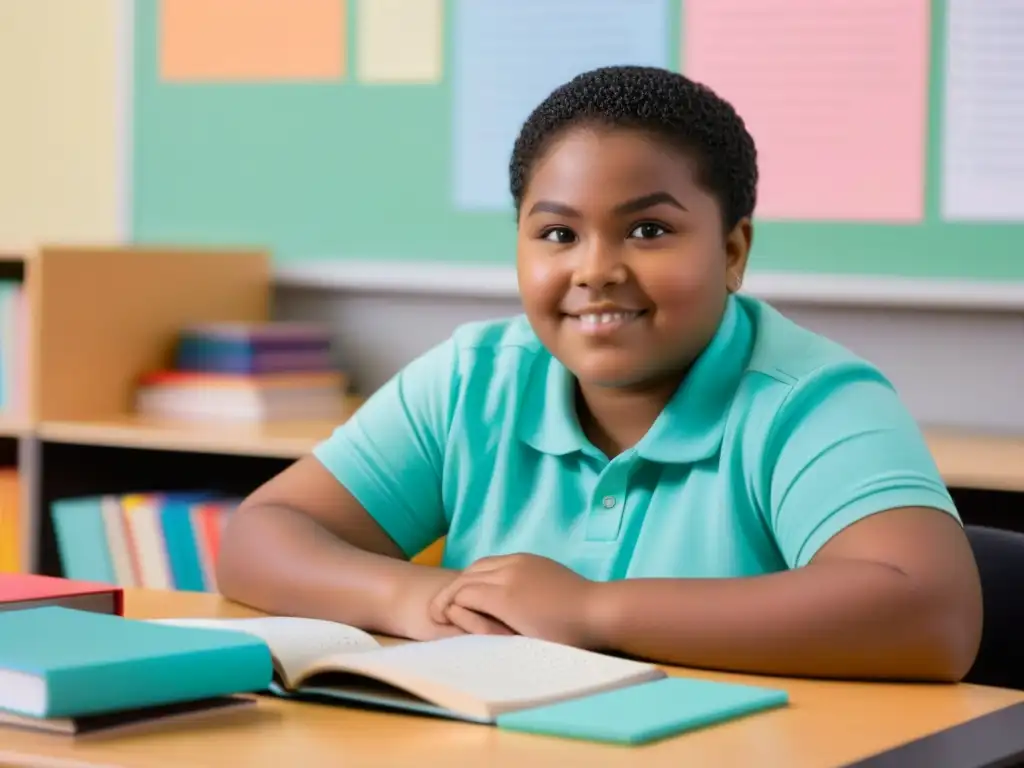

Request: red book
left=0, top=573, right=123, bottom=615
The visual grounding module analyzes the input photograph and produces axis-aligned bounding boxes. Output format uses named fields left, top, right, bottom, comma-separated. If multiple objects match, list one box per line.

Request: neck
left=575, top=375, right=682, bottom=458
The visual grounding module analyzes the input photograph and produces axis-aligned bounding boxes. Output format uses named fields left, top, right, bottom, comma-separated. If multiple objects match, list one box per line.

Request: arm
left=586, top=375, right=983, bottom=681
left=218, top=339, right=495, bottom=639
left=217, top=457, right=451, bottom=638
left=588, top=506, right=980, bottom=680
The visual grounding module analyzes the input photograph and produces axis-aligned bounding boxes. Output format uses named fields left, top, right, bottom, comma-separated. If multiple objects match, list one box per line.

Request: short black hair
left=509, top=65, right=758, bottom=231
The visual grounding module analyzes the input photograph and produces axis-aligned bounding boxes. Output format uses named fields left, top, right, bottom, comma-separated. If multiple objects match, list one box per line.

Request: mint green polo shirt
left=313, top=294, right=958, bottom=581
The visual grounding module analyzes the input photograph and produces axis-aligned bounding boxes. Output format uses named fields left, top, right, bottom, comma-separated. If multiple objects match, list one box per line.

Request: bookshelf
left=0, top=244, right=362, bottom=578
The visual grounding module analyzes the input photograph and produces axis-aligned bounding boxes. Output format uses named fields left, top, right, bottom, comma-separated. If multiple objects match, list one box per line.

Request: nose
left=572, top=238, right=627, bottom=290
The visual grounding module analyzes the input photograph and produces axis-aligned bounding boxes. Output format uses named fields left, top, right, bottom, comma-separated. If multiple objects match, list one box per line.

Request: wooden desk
left=924, top=428, right=1024, bottom=493
left=3, top=589, right=1024, bottom=768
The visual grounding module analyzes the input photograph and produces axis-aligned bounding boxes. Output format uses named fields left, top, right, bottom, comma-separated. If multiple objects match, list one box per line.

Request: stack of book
left=50, top=493, right=238, bottom=592
left=0, top=469, right=20, bottom=572
left=0, top=281, right=26, bottom=421
left=0, top=577, right=268, bottom=735
left=135, top=322, right=347, bottom=422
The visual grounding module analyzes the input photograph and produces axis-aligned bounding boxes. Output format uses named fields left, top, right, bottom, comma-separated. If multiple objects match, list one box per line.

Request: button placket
left=585, top=458, right=632, bottom=542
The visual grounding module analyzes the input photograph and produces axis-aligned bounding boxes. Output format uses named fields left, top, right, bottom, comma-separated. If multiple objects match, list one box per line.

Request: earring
left=728, top=274, right=743, bottom=293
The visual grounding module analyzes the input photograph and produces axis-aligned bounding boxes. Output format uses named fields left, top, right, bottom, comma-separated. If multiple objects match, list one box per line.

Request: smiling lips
left=564, top=308, right=647, bottom=337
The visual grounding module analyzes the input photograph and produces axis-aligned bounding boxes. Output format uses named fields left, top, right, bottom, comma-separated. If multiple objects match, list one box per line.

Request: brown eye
left=629, top=222, right=667, bottom=239
left=542, top=227, right=576, bottom=244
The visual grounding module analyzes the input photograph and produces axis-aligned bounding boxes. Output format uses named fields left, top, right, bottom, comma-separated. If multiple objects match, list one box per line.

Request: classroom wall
left=4, top=1, right=1022, bottom=436
left=274, top=286, right=1024, bottom=434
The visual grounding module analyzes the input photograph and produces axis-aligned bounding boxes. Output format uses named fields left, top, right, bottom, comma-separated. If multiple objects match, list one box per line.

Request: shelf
left=37, top=398, right=363, bottom=459
left=23, top=411, right=1024, bottom=490
left=0, top=415, right=31, bottom=438
left=924, top=428, right=1024, bottom=493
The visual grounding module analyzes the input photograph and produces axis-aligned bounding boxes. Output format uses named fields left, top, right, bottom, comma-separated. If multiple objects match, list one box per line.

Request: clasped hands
left=416, top=553, right=604, bottom=649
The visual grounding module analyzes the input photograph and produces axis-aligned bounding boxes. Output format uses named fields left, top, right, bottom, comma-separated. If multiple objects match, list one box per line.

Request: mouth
left=563, top=309, right=648, bottom=336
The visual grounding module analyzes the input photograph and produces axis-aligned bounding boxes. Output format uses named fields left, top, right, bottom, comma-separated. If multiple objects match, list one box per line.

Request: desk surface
left=4, top=589, right=1024, bottom=768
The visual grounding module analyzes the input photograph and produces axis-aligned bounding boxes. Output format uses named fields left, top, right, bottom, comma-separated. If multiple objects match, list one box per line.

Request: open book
left=151, top=617, right=666, bottom=723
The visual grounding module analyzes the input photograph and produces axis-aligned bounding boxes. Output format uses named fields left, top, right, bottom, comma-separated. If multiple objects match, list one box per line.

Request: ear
left=724, top=218, right=753, bottom=293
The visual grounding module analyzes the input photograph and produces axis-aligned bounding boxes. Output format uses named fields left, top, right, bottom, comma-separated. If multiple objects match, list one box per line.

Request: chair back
left=964, top=525, right=1024, bottom=690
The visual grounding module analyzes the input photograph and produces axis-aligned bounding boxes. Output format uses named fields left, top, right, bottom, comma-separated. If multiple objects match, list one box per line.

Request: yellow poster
left=0, top=0, right=121, bottom=246
left=357, top=0, right=443, bottom=84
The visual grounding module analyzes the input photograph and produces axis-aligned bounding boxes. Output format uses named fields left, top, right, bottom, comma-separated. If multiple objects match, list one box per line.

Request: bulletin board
left=131, top=0, right=1024, bottom=281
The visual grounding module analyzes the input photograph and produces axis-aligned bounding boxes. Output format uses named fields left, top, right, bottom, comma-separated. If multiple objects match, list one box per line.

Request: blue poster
left=452, top=0, right=671, bottom=211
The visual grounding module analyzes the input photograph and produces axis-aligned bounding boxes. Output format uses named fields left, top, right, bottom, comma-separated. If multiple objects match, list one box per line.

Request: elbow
left=215, top=504, right=262, bottom=603
left=910, top=592, right=983, bottom=683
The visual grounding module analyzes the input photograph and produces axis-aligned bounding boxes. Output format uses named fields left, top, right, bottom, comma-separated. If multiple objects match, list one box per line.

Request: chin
left=570, top=359, right=652, bottom=389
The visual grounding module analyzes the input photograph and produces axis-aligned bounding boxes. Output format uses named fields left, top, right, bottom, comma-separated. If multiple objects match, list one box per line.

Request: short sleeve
left=768, top=366, right=960, bottom=569
left=312, top=338, right=457, bottom=558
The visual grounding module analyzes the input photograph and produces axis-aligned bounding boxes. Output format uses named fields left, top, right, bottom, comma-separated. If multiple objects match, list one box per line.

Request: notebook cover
left=496, top=677, right=789, bottom=745
left=0, top=574, right=123, bottom=615
left=0, top=607, right=274, bottom=718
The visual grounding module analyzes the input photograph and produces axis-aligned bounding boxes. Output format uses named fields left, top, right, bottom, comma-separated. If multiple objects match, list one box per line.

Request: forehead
left=524, top=127, right=706, bottom=206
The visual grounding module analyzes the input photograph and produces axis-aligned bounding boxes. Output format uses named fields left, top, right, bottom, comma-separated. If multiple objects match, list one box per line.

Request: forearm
left=217, top=503, right=429, bottom=635
left=588, top=562, right=973, bottom=681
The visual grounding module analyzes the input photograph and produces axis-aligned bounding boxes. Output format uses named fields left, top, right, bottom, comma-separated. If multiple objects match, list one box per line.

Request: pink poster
left=683, top=0, right=930, bottom=222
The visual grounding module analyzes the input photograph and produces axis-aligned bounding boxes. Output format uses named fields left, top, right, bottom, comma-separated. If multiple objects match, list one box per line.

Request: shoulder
left=446, top=314, right=549, bottom=380
left=384, top=314, right=548, bottom=421
left=740, top=294, right=883, bottom=391
left=733, top=295, right=911, bottom=451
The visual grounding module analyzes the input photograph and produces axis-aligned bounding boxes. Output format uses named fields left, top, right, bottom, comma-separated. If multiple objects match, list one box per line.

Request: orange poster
left=160, top=0, right=346, bottom=82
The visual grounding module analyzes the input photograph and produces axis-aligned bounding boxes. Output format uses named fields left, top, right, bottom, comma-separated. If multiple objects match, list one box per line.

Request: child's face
left=516, top=126, right=751, bottom=390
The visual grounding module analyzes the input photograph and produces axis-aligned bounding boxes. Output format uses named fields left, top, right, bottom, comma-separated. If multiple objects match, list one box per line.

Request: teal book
left=51, top=497, right=116, bottom=584
left=496, top=677, right=789, bottom=745
left=159, top=494, right=217, bottom=592
left=0, top=607, right=274, bottom=718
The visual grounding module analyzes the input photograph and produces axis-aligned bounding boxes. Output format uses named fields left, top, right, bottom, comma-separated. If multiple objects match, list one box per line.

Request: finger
left=428, top=578, right=466, bottom=625
left=428, top=570, right=504, bottom=625
left=449, top=582, right=509, bottom=625
left=445, top=604, right=515, bottom=636
left=427, top=620, right=466, bottom=639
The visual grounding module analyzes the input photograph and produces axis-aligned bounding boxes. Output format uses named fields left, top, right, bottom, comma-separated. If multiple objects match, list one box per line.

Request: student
left=218, top=65, right=982, bottom=682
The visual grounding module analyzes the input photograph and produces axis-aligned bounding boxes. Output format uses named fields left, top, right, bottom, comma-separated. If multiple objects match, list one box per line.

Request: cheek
left=640, top=250, right=726, bottom=319
left=643, top=256, right=724, bottom=307
left=517, top=251, right=567, bottom=313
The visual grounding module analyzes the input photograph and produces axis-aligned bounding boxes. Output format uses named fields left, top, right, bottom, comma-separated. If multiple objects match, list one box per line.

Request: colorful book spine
left=174, top=322, right=335, bottom=375
left=50, top=493, right=239, bottom=591
left=0, top=469, right=20, bottom=573
left=0, top=281, right=26, bottom=416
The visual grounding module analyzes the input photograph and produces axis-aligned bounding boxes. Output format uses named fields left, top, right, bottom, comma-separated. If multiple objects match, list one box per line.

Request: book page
left=150, top=617, right=380, bottom=684
left=327, top=635, right=665, bottom=718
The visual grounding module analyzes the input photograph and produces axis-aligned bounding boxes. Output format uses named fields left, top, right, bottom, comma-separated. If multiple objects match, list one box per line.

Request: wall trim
left=275, top=260, right=1024, bottom=311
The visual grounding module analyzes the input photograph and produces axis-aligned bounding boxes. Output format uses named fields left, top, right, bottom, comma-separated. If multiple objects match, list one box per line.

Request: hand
left=428, top=554, right=601, bottom=648
left=389, top=565, right=513, bottom=641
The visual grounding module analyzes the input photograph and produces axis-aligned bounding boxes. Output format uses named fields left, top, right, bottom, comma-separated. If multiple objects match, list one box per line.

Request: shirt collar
left=635, top=294, right=752, bottom=463
left=517, top=295, right=753, bottom=463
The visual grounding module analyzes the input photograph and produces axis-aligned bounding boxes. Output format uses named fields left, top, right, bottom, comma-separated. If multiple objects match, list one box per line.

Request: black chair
left=963, top=525, right=1024, bottom=691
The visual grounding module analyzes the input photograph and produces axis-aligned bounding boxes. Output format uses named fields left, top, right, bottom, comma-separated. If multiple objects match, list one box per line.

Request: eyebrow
left=614, top=191, right=687, bottom=215
left=526, top=191, right=687, bottom=218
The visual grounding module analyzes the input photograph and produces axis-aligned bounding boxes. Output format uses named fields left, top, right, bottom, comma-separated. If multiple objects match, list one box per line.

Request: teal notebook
left=0, top=607, right=274, bottom=718
left=496, top=677, right=789, bottom=745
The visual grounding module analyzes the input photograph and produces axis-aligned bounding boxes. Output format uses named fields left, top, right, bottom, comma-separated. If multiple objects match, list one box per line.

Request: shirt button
left=602, top=495, right=617, bottom=509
